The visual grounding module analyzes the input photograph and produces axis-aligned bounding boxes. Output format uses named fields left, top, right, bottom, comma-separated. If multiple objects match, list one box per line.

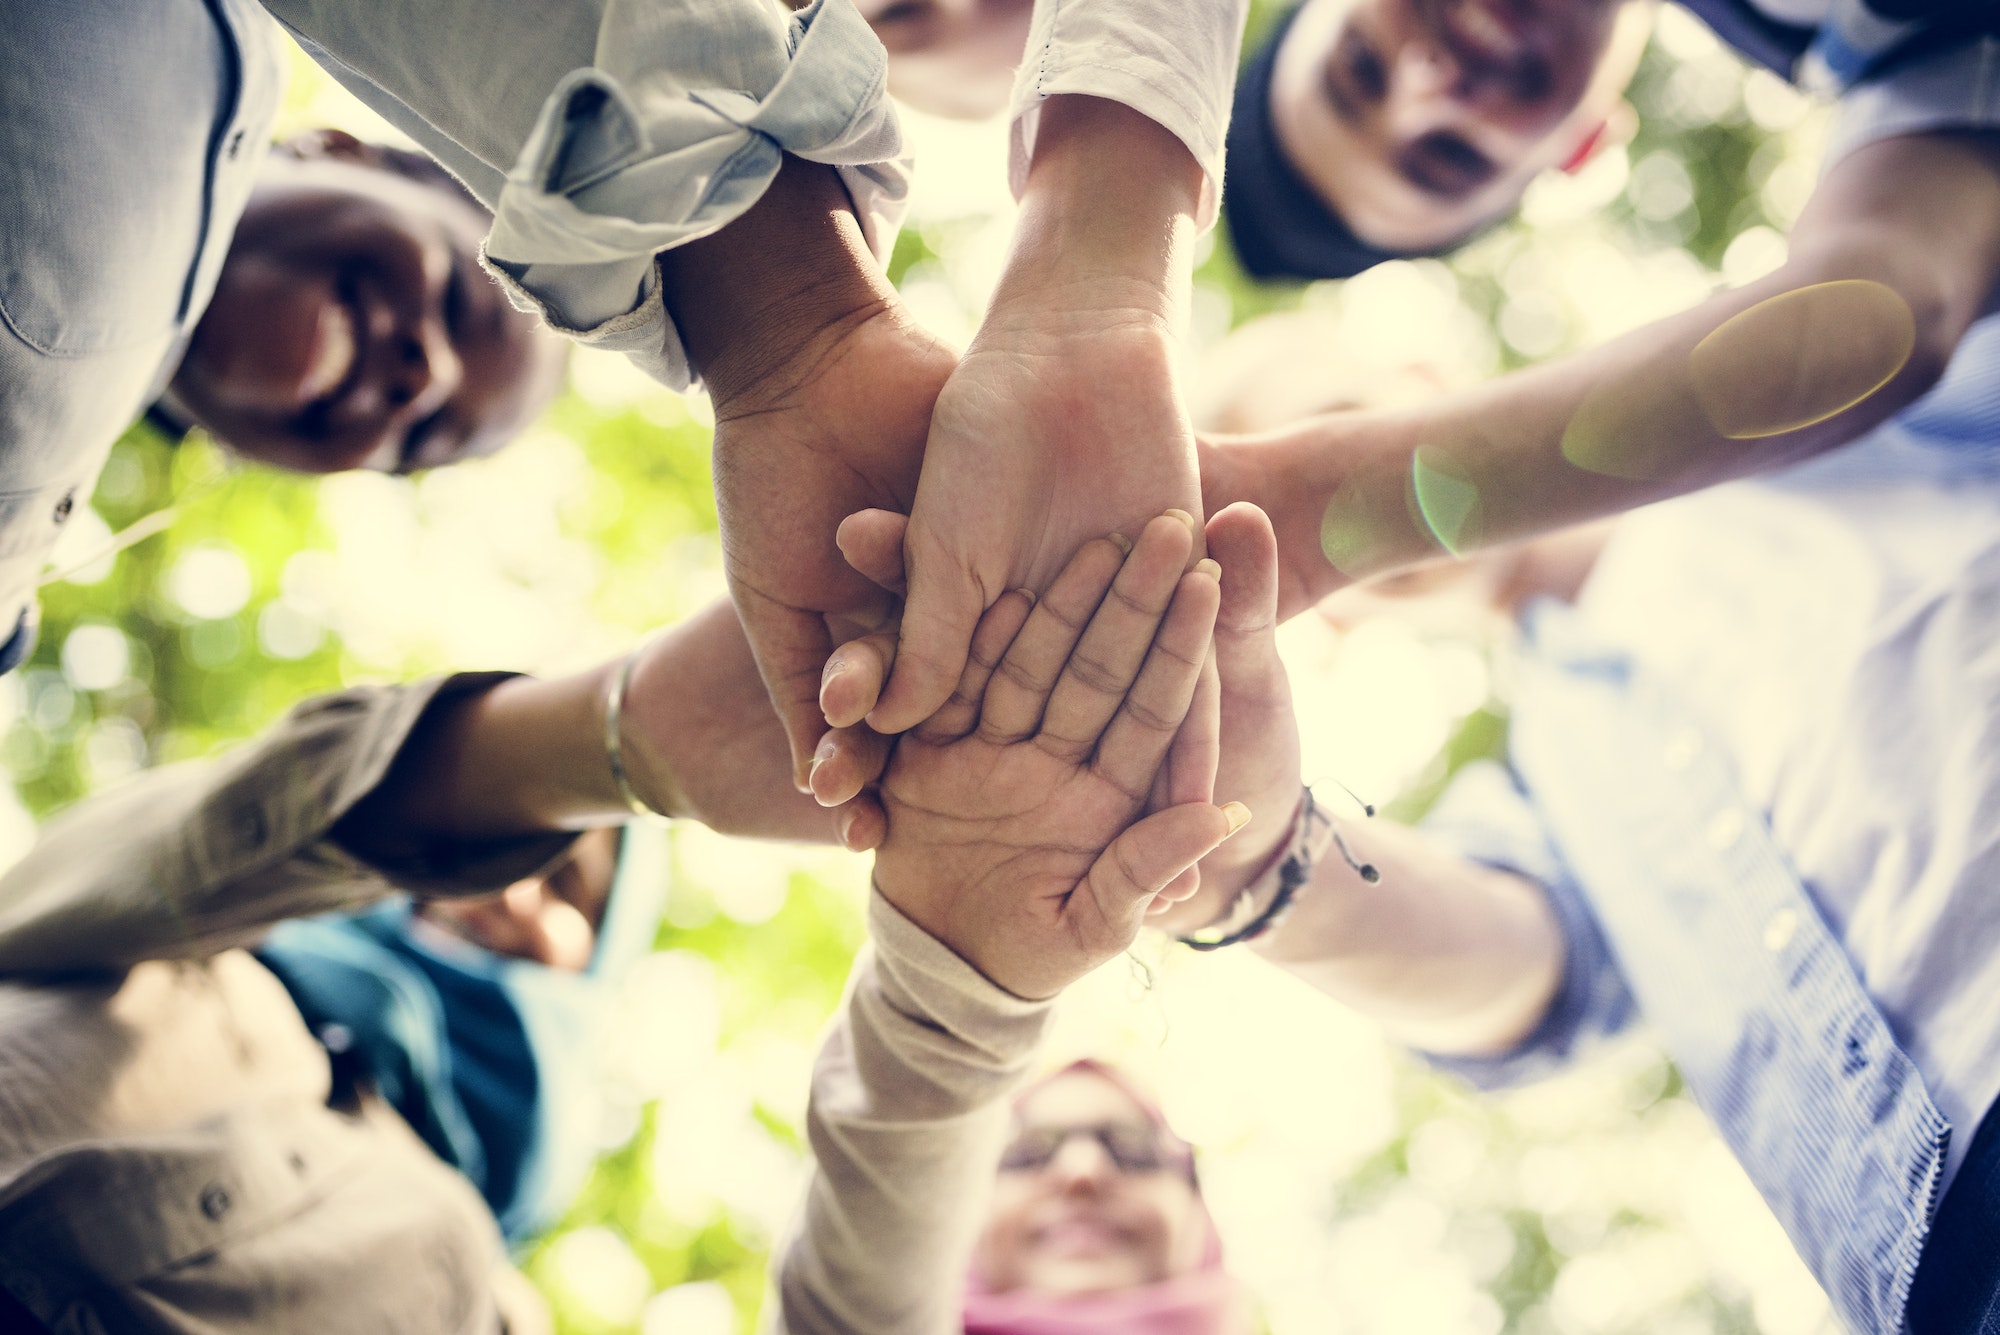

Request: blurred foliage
left=5, top=13, right=1845, bottom=1335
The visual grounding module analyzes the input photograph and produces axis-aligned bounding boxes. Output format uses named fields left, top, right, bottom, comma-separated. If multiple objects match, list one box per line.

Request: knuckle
left=1034, top=731, right=1093, bottom=764
left=1109, top=584, right=1163, bottom=616
left=994, top=656, right=1050, bottom=694
left=1119, top=699, right=1180, bottom=733
left=1039, top=600, right=1088, bottom=633
left=1063, top=653, right=1129, bottom=696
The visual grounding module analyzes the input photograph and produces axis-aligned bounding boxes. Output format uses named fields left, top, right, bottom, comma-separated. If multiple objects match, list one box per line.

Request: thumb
left=869, top=551, right=987, bottom=735
left=734, top=591, right=838, bottom=792
left=1077, top=801, right=1250, bottom=954
left=836, top=509, right=912, bottom=596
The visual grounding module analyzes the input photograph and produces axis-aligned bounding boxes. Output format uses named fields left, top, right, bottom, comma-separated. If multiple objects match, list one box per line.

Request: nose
left=1047, top=1136, right=1118, bottom=1191
left=385, top=315, right=462, bottom=421
left=1378, top=40, right=1470, bottom=142
left=1396, top=36, right=1462, bottom=100
left=1390, top=33, right=1519, bottom=119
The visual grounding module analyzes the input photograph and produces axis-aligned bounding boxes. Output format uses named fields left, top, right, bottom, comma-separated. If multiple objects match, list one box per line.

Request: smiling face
left=858, top=0, right=1034, bottom=119
left=1271, top=0, right=1653, bottom=251
left=974, top=1070, right=1209, bottom=1297
left=171, top=133, right=561, bottom=475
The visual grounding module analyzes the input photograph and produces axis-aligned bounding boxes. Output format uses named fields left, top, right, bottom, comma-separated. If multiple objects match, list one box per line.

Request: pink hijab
left=960, top=1061, right=1256, bottom=1335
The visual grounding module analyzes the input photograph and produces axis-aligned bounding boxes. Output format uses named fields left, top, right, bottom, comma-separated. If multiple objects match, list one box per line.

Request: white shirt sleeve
left=1006, top=0, right=1252, bottom=230
left=262, top=0, right=911, bottom=389
left=767, top=890, right=1055, bottom=1335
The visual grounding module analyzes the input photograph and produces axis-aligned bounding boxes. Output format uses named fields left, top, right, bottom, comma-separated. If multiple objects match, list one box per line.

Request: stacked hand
left=870, top=513, right=1247, bottom=998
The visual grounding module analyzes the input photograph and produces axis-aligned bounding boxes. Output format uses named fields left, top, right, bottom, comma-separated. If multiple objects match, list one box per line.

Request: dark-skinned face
left=171, top=134, right=560, bottom=475
left=1272, top=0, right=1653, bottom=251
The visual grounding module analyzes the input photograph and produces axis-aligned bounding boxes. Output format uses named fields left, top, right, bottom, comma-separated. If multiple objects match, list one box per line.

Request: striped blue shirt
left=1421, top=321, right=2000, bottom=1335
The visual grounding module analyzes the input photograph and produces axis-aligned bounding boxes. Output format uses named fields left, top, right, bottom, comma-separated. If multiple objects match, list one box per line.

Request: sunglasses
left=998, top=1122, right=1194, bottom=1177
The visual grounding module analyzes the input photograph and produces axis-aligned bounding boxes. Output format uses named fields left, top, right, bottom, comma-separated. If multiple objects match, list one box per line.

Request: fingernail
left=814, top=734, right=839, bottom=763
left=837, top=807, right=859, bottom=846
left=1194, top=557, right=1221, bottom=580
left=1165, top=508, right=1197, bottom=534
left=1106, top=533, right=1133, bottom=554
left=821, top=657, right=849, bottom=684
left=1014, top=587, right=1038, bottom=606
left=1222, top=801, right=1252, bottom=834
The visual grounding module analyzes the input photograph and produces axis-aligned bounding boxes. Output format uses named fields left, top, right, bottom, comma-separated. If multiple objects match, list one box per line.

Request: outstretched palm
left=871, top=513, right=1241, bottom=1000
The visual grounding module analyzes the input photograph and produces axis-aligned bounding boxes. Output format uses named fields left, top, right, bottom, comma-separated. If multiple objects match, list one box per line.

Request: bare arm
left=1207, top=130, right=2000, bottom=613
left=1249, top=819, right=1563, bottom=1056
left=1153, top=505, right=1564, bottom=1056
left=0, top=601, right=843, bottom=976
left=342, top=598, right=848, bottom=859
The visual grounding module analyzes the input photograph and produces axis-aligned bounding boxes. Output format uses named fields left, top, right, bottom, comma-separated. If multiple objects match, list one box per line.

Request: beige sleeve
left=0, top=674, right=574, bottom=976
left=769, top=890, right=1056, bottom=1335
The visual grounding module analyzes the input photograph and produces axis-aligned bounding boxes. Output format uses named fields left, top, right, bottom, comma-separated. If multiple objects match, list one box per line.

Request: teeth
left=300, top=300, right=357, bottom=405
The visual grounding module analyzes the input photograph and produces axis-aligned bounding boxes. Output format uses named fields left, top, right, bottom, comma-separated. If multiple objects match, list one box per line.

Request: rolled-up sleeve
left=0, top=675, right=576, bottom=977
left=1007, top=0, right=1251, bottom=229
left=264, top=0, right=911, bottom=388
left=1415, top=760, right=1638, bottom=1090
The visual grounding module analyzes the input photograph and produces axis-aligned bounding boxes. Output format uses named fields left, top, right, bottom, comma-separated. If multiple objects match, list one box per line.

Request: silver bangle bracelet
left=604, top=649, right=671, bottom=823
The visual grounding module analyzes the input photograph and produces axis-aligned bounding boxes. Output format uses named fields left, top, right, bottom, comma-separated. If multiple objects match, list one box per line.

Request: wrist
left=994, top=96, right=1202, bottom=332
left=658, top=155, right=902, bottom=413
left=461, top=667, right=646, bottom=830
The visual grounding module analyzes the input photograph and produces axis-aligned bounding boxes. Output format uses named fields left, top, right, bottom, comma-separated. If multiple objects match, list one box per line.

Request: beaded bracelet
left=1177, top=783, right=1378, bottom=951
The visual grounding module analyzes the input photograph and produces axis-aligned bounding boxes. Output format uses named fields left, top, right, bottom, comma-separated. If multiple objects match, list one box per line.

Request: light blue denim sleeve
left=264, top=0, right=909, bottom=389
left=1413, top=759, right=1639, bottom=1090
left=1826, top=34, right=2000, bottom=168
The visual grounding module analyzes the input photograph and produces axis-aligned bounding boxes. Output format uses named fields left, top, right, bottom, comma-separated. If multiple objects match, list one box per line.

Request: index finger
left=1092, top=560, right=1221, bottom=800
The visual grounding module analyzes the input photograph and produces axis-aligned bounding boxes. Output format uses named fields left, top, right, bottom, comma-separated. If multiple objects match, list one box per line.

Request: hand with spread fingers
left=870, top=513, right=1248, bottom=1000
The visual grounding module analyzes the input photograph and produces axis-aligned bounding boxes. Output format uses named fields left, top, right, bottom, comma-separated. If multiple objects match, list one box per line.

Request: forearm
left=1009, top=0, right=1250, bottom=229
left=1252, top=817, right=1562, bottom=1056
left=775, top=893, right=1053, bottom=1334
left=990, top=95, right=1204, bottom=335
left=344, top=602, right=838, bottom=858
left=1242, top=132, right=2000, bottom=603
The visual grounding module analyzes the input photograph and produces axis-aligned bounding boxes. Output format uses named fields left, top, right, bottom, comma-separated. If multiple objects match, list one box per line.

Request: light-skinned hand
left=870, top=512, right=1246, bottom=999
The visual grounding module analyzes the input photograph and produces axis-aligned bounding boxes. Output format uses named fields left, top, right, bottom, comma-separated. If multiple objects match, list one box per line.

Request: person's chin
left=1021, top=1257, right=1154, bottom=1297
left=1021, top=1229, right=1154, bottom=1297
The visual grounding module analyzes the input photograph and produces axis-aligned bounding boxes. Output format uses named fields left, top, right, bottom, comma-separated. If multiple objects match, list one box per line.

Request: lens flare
left=1320, top=477, right=1421, bottom=577
left=1561, top=280, right=1915, bottom=478
left=1410, top=448, right=1483, bottom=556
left=1689, top=279, right=1914, bottom=439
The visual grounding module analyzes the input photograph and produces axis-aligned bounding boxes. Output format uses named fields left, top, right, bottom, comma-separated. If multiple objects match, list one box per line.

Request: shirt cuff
left=863, top=889, right=1056, bottom=1101
left=1825, top=34, right=2000, bottom=171
left=481, top=0, right=912, bottom=390
left=1414, top=760, right=1638, bottom=1090
left=1007, top=0, right=1251, bottom=231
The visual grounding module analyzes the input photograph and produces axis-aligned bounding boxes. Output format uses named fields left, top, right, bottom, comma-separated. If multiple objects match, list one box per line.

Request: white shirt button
left=1763, top=907, right=1799, bottom=953
left=1663, top=727, right=1702, bottom=772
left=1706, top=808, right=1746, bottom=851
